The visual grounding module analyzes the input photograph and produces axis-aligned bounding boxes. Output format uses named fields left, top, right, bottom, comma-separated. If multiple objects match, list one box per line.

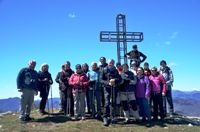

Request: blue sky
left=0, top=0, right=200, bottom=99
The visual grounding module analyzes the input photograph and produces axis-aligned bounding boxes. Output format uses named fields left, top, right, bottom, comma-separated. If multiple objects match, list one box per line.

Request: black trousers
left=60, top=88, right=74, bottom=116
left=152, top=92, right=164, bottom=119
left=103, top=86, right=118, bottom=118
left=86, top=88, right=91, bottom=113
left=39, top=87, right=50, bottom=111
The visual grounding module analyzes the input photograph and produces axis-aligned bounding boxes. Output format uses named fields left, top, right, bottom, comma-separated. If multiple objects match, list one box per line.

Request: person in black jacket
left=98, top=57, right=108, bottom=108
left=56, top=61, right=74, bottom=116
left=100, top=59, right=122, bottom=126
left=17, top=60, right=38, bottom=121
left=55, top=64, right=65, bottom=113
left=126, top=44, right=147, bottom=68
left=38, top=63, right=53, bottom=115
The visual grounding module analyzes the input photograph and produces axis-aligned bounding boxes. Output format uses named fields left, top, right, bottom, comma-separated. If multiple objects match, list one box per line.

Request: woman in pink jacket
left=149, top=66, right=166, bottom=121
left=69, top=64, right=89, bottom=120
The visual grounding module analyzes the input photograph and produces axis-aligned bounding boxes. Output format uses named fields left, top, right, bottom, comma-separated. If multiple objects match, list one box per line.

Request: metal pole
left=46, top=85, right=50, bottom=115
left=67, top=87, right=71, bottom=116
left=111, top=85, right=116, bottom=123
left=50, top=85, right=54, bottom=113
left=93, top=81, right=96, bottom=117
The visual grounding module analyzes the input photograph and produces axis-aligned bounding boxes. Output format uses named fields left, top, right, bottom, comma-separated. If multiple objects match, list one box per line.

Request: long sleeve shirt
left=149, top=74, right=166, bottom=94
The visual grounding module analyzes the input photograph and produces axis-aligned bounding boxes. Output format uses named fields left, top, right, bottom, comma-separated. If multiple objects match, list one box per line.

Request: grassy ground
left=0, top=110, right=200, bottom=132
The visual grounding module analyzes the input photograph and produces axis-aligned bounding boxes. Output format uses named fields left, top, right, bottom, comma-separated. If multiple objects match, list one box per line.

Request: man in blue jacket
left=17, top=60, right=38, bottom=121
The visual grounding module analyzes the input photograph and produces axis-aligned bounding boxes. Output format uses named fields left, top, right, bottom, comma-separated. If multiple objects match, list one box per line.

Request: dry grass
left=0, top=110, right=200, bottom=132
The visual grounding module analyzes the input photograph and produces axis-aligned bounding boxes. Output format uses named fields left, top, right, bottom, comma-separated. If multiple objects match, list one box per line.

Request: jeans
left=89, top=90, right=101, bottom=116
left=137, top=98, right=151, bottom=120
left=163, top=89, right=174, bottom=115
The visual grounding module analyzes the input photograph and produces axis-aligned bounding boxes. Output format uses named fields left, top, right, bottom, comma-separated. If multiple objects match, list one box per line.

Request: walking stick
left=111, top=85, right=116, bottom=123
left=66, top=87, right=71, bottom=116
left=92, top=81, right=96, bottom=117
left=46, top=85, right=50, bottom=115
left=50, top=85, right=54, bottom=113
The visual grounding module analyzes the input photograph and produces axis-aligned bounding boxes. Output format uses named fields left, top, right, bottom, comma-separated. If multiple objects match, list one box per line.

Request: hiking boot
left=19, top=116, right=26, bottom=122
left=73, top=115, right=79, bottom=121
left=135, top=119, right=142, bottom=124
left=111, top=118, right=117, bottom=124
left=146, top=121, right=153, bottom=127
left=81, top=116, right=85, bottom=120
left=95, top=114, right=102, bottom=121
left=103, top=117, right=109, bottom=126
left=124, top=119, right=131, bottom=124
left=24, top=116, right=34, bottom=121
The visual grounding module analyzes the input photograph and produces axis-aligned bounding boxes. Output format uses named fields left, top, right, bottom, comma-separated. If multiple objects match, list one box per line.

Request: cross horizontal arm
left=100, top=31, right=143, bottom=42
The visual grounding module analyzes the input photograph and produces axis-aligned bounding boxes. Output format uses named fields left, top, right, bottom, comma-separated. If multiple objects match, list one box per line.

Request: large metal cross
left=100, top=14, right=144, bottom=64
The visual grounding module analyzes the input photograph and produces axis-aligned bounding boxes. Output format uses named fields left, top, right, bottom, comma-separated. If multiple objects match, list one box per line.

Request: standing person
left=82, top=63, right=91, bottom=115
left=55, top=64, right=65, bottom=113
left=126, top=44, right=147, bottom=68
left=130, top=61, right=137, bottom=75
left=160, top=60, right=174, bottom=116
left=100, top=59, right=122, bottom=126
left=69, top=64, right=89, bottom=120
left=143, top=62, right=151, bottom=77
left=116, top=62, right=123, bottom=112
left=38, top=63, right=53, bottom=115
left=88, top=62, right=102, bottom=119
left=98, top=57, right=108, bottom=108
left=116, top=62, right=123, bottom=74
left=119, top=64, right=139, bottom=123
left=58, top=61, right=74, bottom=116
left=149, top=67, right=166, bottom=121
left=17, top=60, right=38, bottom=121
left=143, top=62, right=153, bottom=115
left=135, top=67, right=151, bottom=123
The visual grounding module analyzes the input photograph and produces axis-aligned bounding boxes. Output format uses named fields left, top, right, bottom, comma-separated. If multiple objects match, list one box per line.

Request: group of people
left=16, top=44, right=174, bottom=127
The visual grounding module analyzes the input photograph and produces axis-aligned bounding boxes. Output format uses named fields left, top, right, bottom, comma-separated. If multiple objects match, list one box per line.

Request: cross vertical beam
left=100, top=14, right=143, bottom=64
left=116, top=14, right=127, bottom=64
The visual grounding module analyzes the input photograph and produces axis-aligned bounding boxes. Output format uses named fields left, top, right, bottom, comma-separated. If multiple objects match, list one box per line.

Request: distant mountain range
left=1, top=90, right=200, bottom=117
left=173, top=90, right=200, bottom=101
left=0, top=97, right=61, bottom=113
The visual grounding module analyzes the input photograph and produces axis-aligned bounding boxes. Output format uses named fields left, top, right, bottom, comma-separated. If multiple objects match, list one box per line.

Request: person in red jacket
left=149, top=66, right=166, bottom=121
left=69, top=64, right=89, bottom=120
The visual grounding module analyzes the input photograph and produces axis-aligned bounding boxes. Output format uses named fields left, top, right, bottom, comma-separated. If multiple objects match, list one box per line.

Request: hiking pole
left=93, top=81, right=96, bottom=117
left=111, top=85, right=116, bottom=123
left=113, top=85, right=116, bottom=120
left=67, top=87, right=71, bottom=117
left=50, top=85, right=54, bottom=114
left=46, top=85, right=50, bottom=116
